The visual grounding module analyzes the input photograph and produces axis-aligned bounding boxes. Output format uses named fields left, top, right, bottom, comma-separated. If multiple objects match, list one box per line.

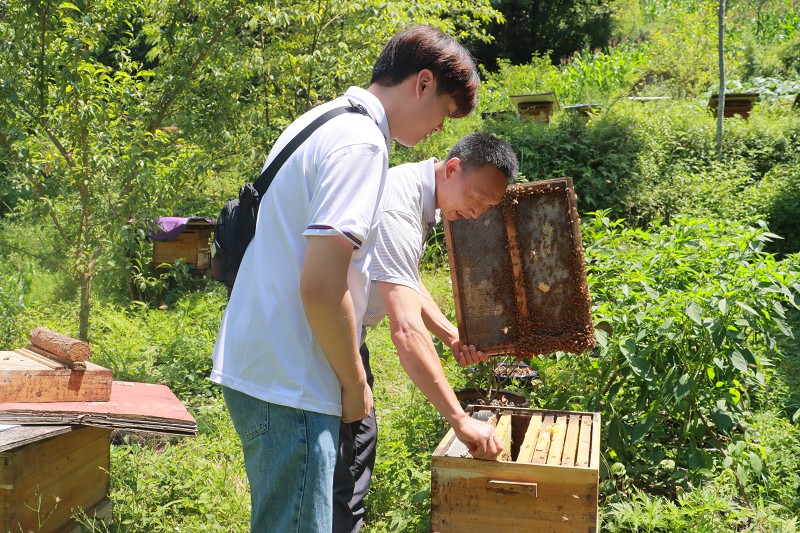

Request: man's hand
left=451, top=415, right=503, bottom=460
left=451, top=340, right=490, bottom=367
left=341, top=381, right=373, bottom=423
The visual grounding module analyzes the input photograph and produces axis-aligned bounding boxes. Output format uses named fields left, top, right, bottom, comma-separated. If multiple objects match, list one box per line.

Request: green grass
left=5, top=252, right=799, bottom=533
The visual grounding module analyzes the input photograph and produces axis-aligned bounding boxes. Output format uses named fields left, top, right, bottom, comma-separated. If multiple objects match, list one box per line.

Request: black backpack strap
left=253, top=101, right=370, bottom=197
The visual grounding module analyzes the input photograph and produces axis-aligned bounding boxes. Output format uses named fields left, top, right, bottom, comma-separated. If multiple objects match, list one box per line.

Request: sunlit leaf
left=686, top=301, right=703, bottom=325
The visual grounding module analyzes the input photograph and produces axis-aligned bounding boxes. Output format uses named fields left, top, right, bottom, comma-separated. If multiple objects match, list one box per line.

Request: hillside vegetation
left=1, top=0, right=799, bottom=530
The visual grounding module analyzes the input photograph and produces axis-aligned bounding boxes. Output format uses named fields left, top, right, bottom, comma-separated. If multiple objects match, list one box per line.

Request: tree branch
left=15, top=97, right=76, bottom=168
left=146, top=3, right=242, bottom=135
left=113, top=2, right=242, bottom=220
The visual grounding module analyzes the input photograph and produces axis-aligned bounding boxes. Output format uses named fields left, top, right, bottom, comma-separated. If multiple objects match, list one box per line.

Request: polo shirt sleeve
left=370, top=209, right=422, bottom=292
left=303, top=143, right=387, bottom=249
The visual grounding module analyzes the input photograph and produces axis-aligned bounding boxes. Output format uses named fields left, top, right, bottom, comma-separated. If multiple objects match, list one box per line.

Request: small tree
left=0, top=0, right=501, bottom=340
left=0, top=0, right=246, bottom=339
left=717, top=0, right=726, bottom=159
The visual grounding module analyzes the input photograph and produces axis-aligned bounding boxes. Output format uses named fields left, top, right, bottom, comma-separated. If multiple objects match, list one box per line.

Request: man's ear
left=415, top=69, right=435, bottom=97
left=444, top=157, right=461, bottom=180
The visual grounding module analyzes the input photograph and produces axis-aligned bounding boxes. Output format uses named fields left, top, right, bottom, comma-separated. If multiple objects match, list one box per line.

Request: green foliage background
left=1, top=0, right=800, bottom=531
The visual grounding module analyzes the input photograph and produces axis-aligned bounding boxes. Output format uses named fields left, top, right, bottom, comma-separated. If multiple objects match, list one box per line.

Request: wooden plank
left=561, top=413, right=581, bottom=466
left=153, top=233, right=205, bottom=267
left=3, top=427, right=110, bottom=533
left=11, top=427, right=109, bottom=496
left=503, top=202, right=529, bottom=321
left=13, top=347, right=63, bottom=369
left=516, top=412, right=543, bottom=463
left=0, top=425, right=72, bottom=453
left=431, top=459, right=598, bottom=532
left=494, top=413, right=513, bottom=462
left=0, top=350, right=112, bottom=403
left=546, top=414, right=568, bottom=465
left=434, top=428, right=456, bottom=457
left=531, top=414, right=555, bottom=464
left=590, top=412, right=601, bottom=469
left=0, top=381, right=197, bottom=436
left=0, top=425, right=107, bottom=487
left=576, top=414, right=593, bottom=467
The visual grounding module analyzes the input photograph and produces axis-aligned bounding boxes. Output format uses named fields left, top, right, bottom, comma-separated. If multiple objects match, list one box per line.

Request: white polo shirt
left=210, top=87, right=391, bottom=416
left=363, top=158, right=438, bottom=328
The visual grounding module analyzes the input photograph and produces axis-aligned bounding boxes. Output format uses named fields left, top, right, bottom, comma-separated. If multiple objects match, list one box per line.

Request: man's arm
left=381, top=281, right=501, bottom=459
left=418, top=281, right=489, bottom=367
left=300, top=235, right=372, bottom=423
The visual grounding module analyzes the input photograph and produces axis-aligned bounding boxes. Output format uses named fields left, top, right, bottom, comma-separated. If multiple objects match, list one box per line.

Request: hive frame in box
left=444, top=177, right=594, bottom=357
left=431, top=406, right=600, bottom=532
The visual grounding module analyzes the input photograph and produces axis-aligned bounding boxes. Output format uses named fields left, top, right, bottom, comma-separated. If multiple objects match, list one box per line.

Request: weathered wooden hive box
left=509, top=92, right=561, bottom=125
left=708, top=92, right=759, bottom=119
left=0, top=425, right=112, bottom=533
left=431, top=406, right=600, bottom=532
left=151, top=217, right=213, bottom=269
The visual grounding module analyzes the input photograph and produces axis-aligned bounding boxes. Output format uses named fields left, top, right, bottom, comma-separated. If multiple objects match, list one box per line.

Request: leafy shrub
left=576, top=214, right=799, bottom=494
left=739, top=411, right=800, bottom=512
left=739, top=162, right=800, bottom=255
left=482, top=105, right=645, bottom=215
left=559, top=45, right=650, bottom=104
left=632, top=6, right=719, bottom=98
left=0, top=261, right=32, bottom=348
left=478, top=94, right=800, bottom=256
left=89, top=290, right=226, bottom=400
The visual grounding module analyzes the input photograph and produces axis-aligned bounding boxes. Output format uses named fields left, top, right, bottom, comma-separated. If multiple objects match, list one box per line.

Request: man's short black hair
left=371, top=26, right=480, bottom=118
left=447, top=132, right=519, bottom=183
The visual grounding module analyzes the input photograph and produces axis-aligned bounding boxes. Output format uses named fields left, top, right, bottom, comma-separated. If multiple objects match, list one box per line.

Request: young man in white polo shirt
left=333, top=132, right=519, bottom=532
left=210, top=27, right=503, bottom=532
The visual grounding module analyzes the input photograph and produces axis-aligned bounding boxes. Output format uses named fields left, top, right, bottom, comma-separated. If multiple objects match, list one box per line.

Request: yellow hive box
left=431, top=406, right=600, bottom=532
left=0, top=425, right=112, bottom=533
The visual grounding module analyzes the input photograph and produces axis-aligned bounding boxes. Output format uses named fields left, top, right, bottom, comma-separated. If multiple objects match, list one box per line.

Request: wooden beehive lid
left=708, top=92, right=760, bottom=110
left=435, top=406, right=601, bottom=470
left=510, top=92, right=561, bottom=111
left=0, top=381, right=198, bottom=436
left=627, top=96, right=671, bottom=103
left=510, top=92, right=561, bottom=113
left=183, top=219, right=214, bottom=231
left=709, top=92, right=760, bottom=103
left=444, top=178, right=595, bottom=357
left=563, top=103, right=604, bottom=116
left=0, top=424, right=73, bottom=452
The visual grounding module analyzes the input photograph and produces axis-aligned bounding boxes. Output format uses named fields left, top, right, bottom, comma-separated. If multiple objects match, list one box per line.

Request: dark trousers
left=332, top=342, right=377, bottom=533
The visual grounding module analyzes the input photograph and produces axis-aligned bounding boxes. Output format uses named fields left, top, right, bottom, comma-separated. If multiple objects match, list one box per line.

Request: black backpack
left=210, top=102, right=369, bottom=290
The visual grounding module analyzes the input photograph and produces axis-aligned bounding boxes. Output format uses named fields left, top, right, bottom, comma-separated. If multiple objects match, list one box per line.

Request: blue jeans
left=223, top=386, right=340, bottom=533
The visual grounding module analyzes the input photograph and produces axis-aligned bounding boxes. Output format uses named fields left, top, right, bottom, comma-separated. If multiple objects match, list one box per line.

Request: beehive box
left=510, top=93, right=561, bottom=125
left=0, top=425, right=112, bottom=532
left=152, top=219, right=213, bottom=269
left=431, top=406, right=600, bottom=532
left=444, top=178, right=594, bottom=357
left=708, top=92, right=759, bottom=119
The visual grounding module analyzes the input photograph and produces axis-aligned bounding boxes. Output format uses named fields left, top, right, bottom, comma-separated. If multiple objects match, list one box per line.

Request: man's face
left=395, top=73, right=459, bottom=148
left=438, top=160, right=508, bottom=222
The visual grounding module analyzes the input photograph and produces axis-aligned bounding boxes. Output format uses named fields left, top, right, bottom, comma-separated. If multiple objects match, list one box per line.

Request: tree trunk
left=78, top=271, right=92, bottom=342
left=716, top=0, right=726, bottom=160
